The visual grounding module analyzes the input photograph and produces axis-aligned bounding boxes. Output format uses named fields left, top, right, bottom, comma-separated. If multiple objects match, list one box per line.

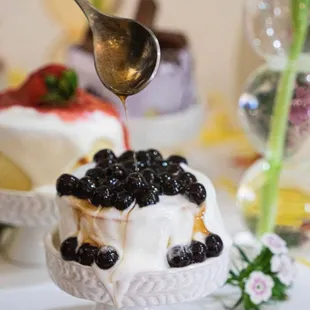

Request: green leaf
left=45, top=75, right=58, bottom=89
left=243, top=294, right=260, bottom=310
left=56, top=70, right=78, bottom=100
left=62, top=70, right=78, bottom=90
left=229, top=270, right=238, bottom=278
left=235, top=245, right=251, bottom=264
left=41, top=92, right=64, bottom=103
left=222, top=295, right=243, bottom=310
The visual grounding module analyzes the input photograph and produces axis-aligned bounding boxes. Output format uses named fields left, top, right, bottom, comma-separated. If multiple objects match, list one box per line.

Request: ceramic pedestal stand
left=45, top=230, right=231, bottom=310
left=0, top=190, right=57, bottom=266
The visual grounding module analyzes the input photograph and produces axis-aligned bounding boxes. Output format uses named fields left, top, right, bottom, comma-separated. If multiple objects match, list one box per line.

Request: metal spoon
left=74, top=0, right=161, bottom=97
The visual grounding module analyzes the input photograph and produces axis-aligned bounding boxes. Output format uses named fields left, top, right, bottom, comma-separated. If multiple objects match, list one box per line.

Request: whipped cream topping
left=57, top=163, right=231, bottom=307
left=0, top=106, right=126, bottom=191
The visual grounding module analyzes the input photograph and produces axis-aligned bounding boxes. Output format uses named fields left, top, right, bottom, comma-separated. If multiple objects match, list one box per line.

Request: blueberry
left=85, top=167, right=106, bottom=185
left=147, top=149, right=163, bottom=161
left=167, top=245, right=192, bottom=268
left=162, top=179, right=182, bottom=196
left=118, top=150, right=135, bottom=163
left=153, top=160, right=169, bottom=172
left=178, top=172, right=197, bottom=187
left=167, top=155, right=188, bottom=165
left=189, top=241, right=207, bottom=263
left=125, top=172, right=147, bottom=193
left=185, top=183, right=206, bottom=205
left=158, top=172, right=172, bottom=184
left=60, top=237, right=78, bottom=261
left=142, top=168, right=156, bottom=184
left=90, top=186, right=112, bottom=207
left=136, top=188, right=159, bottom=207
left=114, top=191, right=134, bottom=210
left=76, top=243, right=98, bottom=266
left=123, top=160, right=147, bottom=172
left=150, top=184, right=161, bottom=196
left=136, top=150, right=152, bottom=163
left=165, top=163, right=183, bottom=175
left=96, top=158, right=117, bottom=168
left=205, top=234, right=223, bottom=258
left=95, top=246, right=119, bottom=270
left=113, top=180, right=126, bottom=192
left=104, top=164, right=127, bottom=180
left=75, top=177, right=96, bottom=199
left=98, top=177, right=121, bottom=190
left=93, top=149, right=116, bottom=163
left=56, top=174, right=79, bottom=197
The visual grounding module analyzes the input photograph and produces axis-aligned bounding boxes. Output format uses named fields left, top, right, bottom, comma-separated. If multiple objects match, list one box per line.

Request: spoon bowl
left=74, top=0, right=161, bottom=97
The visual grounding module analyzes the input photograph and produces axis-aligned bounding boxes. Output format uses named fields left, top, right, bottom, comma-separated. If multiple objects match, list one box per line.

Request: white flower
left=245, top=271, right=274, bottom=305
left=261, top=233, right=288, bottom=254
left=271, top=255, right=296, bottom=286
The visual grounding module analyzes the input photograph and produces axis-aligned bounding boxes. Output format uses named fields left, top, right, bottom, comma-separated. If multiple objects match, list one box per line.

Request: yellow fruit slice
left=0, top=152, right=32, bottom=191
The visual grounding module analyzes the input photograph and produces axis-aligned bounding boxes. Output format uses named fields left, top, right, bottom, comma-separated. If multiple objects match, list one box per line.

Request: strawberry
left=19, top=64, right=78, bottom=106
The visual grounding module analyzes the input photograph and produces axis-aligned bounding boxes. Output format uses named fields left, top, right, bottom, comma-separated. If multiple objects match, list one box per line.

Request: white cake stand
left=0, top=190, right=57, bottom=266
left=45, top=230, right=230, bottom=310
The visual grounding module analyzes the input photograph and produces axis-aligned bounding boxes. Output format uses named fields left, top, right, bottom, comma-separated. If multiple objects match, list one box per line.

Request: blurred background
left=0, top=0, right=262, bottom=102
left=0, top=0, right=261, bottom=182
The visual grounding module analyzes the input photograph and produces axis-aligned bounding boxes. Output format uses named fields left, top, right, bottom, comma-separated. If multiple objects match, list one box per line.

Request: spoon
left=74, top=0, right=161, bottom=97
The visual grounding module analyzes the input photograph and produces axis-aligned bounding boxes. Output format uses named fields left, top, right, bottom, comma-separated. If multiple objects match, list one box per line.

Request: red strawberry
left=19, top=64, right=78, bottom=106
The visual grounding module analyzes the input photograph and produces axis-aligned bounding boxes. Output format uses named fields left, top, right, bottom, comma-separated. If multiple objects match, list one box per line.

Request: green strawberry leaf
left=61, top=70, right=78, bottom=90
left=45, top=75, right=58, bottom=89
left=41, top=92, right=64, bottom=103
left=42, top=69, right=78, bottom=105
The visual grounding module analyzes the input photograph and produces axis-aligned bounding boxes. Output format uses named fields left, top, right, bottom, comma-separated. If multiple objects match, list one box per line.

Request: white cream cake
left=56, top=149, right=231, bottom=306
left=0, top=64, right=128, bottom=192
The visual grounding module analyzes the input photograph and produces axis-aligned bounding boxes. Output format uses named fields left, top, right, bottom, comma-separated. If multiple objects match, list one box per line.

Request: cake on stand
left=0, top=64, right=128, bottom=266
left=0, top=191, right=57, bottom=266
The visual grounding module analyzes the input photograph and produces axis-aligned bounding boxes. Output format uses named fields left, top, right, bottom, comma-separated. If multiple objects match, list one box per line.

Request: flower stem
left=257, top=0, right=310, bottom=236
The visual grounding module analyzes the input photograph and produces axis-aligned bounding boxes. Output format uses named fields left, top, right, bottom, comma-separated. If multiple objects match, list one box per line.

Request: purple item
left=66, top=46, right=197, bottom=119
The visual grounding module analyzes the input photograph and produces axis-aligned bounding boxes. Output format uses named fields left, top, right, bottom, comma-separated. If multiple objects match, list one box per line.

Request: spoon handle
left=74, top=0, right=97, bottom=18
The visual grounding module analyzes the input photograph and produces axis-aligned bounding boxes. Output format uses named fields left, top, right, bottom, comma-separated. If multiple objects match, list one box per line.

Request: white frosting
left=0, top=106, right=126, bottom=190
left=57, top=163, right=231, bottom=307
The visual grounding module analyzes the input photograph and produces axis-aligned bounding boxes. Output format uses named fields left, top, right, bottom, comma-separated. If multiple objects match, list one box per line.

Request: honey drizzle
left=72, top=197, right=105, bottom=247
left=193, top=204, right=209, bottom=235
left=117, top=95, right=138, bottom=167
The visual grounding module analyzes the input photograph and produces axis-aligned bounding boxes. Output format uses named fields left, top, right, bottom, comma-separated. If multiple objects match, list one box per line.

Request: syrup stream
left=118, top=95, right=138, bottom=169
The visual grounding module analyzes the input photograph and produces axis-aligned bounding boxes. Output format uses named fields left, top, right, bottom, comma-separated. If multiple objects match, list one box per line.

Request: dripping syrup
left=117, top=95, right=138, bottom=168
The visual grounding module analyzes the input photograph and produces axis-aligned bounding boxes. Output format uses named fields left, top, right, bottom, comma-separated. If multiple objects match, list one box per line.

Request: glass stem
left=257, top=0, right=310, bottom=236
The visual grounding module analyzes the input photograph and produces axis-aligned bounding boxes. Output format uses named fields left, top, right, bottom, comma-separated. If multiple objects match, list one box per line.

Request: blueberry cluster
left=60, top=237, right=119, bottom=269
left=56, top=149, right=207, bottom=209
left=167, top=234, right=223, bottom=268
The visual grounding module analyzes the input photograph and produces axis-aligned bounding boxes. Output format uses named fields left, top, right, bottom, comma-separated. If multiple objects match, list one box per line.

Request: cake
left=0, top=64, right=128, bottom=192
left=56, top=149, right=230, bottom=306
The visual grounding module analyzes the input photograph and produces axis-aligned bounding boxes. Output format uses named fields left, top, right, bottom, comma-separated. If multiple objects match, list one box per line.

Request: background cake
left=0, top=64, right=128, bottom=192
